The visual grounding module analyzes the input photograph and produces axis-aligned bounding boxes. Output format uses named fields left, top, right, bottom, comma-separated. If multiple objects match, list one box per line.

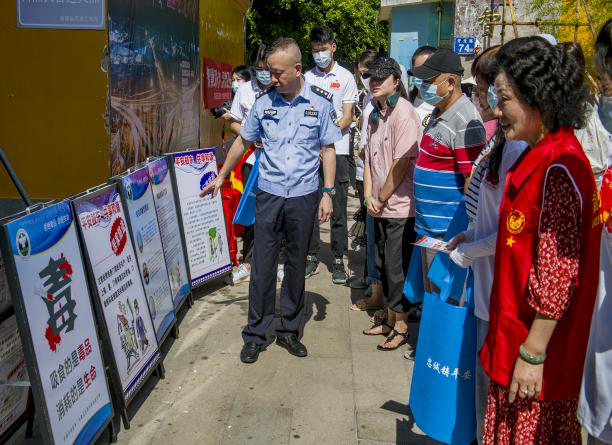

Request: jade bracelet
left=519, top=344, right=546, bottom=365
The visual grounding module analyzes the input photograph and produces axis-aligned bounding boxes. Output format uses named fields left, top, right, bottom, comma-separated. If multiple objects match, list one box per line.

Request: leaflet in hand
left=414, top=235, right=448, bottom=252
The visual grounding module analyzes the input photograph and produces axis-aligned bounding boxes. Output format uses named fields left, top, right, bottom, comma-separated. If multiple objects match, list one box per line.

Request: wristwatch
left=322, top=187, right=336, bottom=197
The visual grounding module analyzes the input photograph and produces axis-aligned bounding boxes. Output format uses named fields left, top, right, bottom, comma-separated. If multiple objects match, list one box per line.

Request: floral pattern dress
left=483, top=167, right=583, bottom=445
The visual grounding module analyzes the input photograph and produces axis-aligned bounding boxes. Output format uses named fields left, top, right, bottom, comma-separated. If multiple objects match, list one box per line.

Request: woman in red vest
left=480, top=37, right=602, bottom=443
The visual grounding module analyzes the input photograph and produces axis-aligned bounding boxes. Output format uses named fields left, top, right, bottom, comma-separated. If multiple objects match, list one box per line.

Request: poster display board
left=0, top=315, right=30, bottom=439
left=73, top=184, right=160, bottom=403
left=170, top=149, right=232, bottom=287
left=119, top=167, right=175, bottom=341
left=1, top=201, right=112, bottom=445
left=147, top=158, right=190, bottom=310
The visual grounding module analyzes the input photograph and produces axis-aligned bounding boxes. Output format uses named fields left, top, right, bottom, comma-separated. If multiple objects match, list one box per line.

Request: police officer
left=201, top=37, right=341, bottom=364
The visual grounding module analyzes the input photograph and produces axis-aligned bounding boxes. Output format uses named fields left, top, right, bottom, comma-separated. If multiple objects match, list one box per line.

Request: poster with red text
left=73, top=185, right=159, bottom=402
left=202, top=58, right=232, bottom=109
left=2, top=201, right=112, bottom=445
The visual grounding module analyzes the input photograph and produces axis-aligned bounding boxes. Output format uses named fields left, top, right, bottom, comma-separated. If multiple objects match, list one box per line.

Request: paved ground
left=12, top=195, right=444, bottom=445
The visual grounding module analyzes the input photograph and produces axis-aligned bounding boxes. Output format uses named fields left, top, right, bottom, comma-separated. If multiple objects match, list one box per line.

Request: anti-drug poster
left=2, top=201, right=112, bottom=445
left=147, top=158, right=190, bottom=309
left=73, top=185, right=160, bottom=402
left=0, top=315, right=29, bottom=438
left=171, top=149, right=231, bottom=286
left=120, top=168, right=175, bottom=341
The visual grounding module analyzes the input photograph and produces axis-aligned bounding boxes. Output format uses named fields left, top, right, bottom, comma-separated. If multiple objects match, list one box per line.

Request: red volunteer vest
left=480, top=128, right=602, bottom=401
left=600, top=166, right=612, bottom=232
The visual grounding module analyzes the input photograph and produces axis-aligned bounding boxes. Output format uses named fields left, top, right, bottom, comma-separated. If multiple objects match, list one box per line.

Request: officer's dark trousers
left=308, top=154, right=349, bottom=259
left=242, top=190, right=318, bottom=345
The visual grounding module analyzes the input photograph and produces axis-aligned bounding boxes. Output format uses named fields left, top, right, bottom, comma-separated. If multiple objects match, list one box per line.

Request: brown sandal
left=369, top=308, right=388, bottom=324
left=350, top=298, right=384, bottom=312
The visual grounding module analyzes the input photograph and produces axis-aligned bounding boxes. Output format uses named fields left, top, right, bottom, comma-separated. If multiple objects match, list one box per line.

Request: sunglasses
left=361, top=73, right=372, bottom=79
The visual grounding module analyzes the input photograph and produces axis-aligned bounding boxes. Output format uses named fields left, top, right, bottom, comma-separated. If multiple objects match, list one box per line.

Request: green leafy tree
left=246, top=0, right=388, bottom=69
left=528, top=0, right=609, bottom=75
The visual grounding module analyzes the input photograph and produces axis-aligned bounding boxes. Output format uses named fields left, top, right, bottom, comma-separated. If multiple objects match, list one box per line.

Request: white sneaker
left=277, top=264, right=285, bottom=283
left=232, top=263, right=251, bottom=284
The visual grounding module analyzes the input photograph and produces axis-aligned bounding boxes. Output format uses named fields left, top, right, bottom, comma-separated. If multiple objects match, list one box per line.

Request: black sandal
left=362, top=321, right=392, bottom=336
left=377, top=329, right=409, bottom=351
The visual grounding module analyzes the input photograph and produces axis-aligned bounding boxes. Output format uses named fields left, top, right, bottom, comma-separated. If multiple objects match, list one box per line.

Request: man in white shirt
left=304, top=25, right=358, bottom=284
left=227, top=45, right=273, bottom=284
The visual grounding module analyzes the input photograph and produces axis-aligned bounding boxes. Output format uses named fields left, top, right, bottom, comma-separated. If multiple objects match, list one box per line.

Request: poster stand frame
left=166, top=149, right=232, bottom=291
left=145, top=156, right=193, bottom=337
left=113, top=168, right=177, bottom=348
left=0, top=306, right=35, bottom=444
left=165, top=153, right=196, bottom=308
left=71, top=183, right=165, bottom=431
left=0, top=203, right=114, bottom=445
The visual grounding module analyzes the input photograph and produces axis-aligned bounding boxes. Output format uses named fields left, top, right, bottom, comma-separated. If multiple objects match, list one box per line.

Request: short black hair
left=471, top=45, right=500, bottom=81
left=309, top=25, right=335, bottom=45
left=411, top=45, right=436, bottom=67
left=254, top=44, right=268, bottom=66
left=594, top=18, right=612, bottom=78
left=268, top=37, right=302, bottom=63
left=356, top=49, right=379, bottom=70
left=493, top=36, right=589, bottom=131
left=232, top=65, right=252, bottom=81
left=408, top=45, right=436, bottom=103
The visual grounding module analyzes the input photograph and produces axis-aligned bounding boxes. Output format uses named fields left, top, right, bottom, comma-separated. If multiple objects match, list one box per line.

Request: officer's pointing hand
left=199, top=176, right=224, bottom=199
left=318, top=193, right=333, bottom=223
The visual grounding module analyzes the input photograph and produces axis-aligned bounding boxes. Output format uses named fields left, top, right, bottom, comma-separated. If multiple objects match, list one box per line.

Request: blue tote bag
left=408, top=269, right=477, bottom=445
left=404, top=202, right=468, bottom=303
left=428, top=202, right=469, bottom=301
left=232, top=151, right=261, bottom=226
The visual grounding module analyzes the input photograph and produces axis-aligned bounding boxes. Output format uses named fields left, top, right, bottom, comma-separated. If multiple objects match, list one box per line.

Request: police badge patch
left=264, top=109, right=277, bottom=116
left=331, top=109, right=338, bottom=125
left=304, top=109, right=319, bottom=118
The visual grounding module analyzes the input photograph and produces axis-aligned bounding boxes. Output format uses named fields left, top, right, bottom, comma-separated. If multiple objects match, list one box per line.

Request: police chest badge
left=264, top=109, right=277, bottom=116
left=506, top=209, right=526, bottom=234
left=304, top=109, right=319, bottom=118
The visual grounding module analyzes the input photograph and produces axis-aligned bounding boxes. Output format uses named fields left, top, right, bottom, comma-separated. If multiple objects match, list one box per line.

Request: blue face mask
left=256, top=70, right=272, bottom=86
left=313, top=50, right=333, bottom=69
left=417, top=78, right=448, bottom=106
left=487, top=84, right=498, bottom=110
left=599, top=94, right=612, bottom=134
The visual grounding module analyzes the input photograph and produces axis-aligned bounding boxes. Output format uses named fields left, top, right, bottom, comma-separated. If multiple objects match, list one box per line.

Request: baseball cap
left=365, top=56, right=402, bottom=80
left=409, top=48, right=464, bottom=80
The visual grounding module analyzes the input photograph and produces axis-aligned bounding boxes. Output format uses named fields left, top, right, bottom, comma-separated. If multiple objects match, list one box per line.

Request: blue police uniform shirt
left=240, top=80, right=342, bottom=198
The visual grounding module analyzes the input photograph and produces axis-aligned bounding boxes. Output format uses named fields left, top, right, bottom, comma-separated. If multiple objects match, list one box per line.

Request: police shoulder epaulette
left=311, top=85, right=333, bottom=102
left=256, top=88, right=273, bottom=100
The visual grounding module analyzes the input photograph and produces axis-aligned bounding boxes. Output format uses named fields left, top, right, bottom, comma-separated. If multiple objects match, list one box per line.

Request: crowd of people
left=201, top=20, right=612, bottom=445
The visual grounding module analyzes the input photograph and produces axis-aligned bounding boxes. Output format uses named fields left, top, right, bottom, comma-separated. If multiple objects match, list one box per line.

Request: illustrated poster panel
left=147, top=158, right=190, bottom=308
left=172, top=149, right=232, bottom=286
left=121, top=168, right=175, bottom=341
left=108, top=0, right=200, bottom=175
left=5, top=201, right=112, bottom=445
left=74, top=186, right=159, bottom=401
left=0, top=315, right=29, bottom=438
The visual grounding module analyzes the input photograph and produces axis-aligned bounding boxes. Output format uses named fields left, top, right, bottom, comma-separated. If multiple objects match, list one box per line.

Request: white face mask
left=360, top=75, right=371, bottom=92
left=232, top=80, right=243, bottom=93
left=313, top=50, right=333, bottom=69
